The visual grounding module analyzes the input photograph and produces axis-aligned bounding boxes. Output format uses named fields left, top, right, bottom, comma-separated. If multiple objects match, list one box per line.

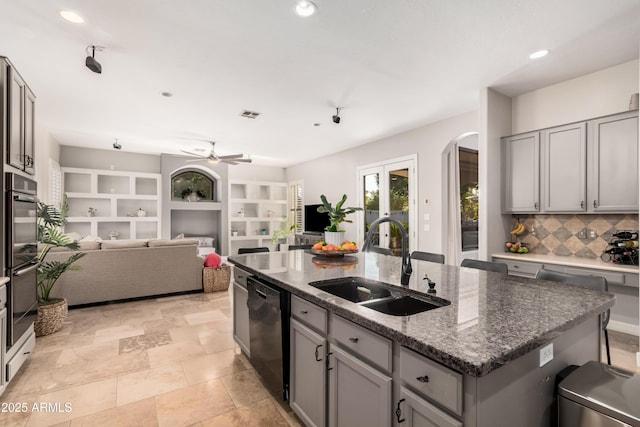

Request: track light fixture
left=85, top=45, right=103, bottom=74
left=332, top=107, right=341, bottom=124
left=113, top=138, right=121, bottom=150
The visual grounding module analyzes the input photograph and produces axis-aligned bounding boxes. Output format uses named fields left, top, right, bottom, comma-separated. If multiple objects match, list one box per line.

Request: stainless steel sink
left=308, top=276, right=449, bottom=316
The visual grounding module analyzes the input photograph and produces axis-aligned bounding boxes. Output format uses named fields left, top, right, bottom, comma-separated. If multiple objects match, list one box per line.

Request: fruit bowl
left=505, top=241, right=529, bottom=254
left=311, top=248, right=359, bottom=258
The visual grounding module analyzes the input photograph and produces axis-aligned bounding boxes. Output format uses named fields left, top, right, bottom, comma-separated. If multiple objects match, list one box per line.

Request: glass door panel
left=363, top=171, right=381, bottom=247
left=388, top=167, right=409, bottom=256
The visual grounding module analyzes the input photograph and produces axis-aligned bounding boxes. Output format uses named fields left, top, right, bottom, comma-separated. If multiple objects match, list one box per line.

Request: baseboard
left=607, top=320, right=639, bottom=336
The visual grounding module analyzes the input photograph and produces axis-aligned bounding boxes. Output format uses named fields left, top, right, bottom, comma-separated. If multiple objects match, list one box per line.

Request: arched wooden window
left=171, top=171, right=215, bottom=201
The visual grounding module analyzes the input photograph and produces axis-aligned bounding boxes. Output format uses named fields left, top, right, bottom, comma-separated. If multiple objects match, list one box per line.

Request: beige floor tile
left=142, top=316, right=190, bottom=335
left=202, top=397, right=289, bottom=426
left=69, top=397, right=158, bottom=426
left=116, top=364, right=188, bottom=406
left=169, top=324, right=219, bottom=343
left=184, top=310, right=228, bottom=326
left=181, top=349, right=247, bottom=385
left=35, top=332, right=96, bottom=354
left=199, top=332, right=237, bottom=354
left=220, top=370, right=270, bottom=407
left=26, top=378, right=117, bottom=427
left=147, top=339, right=206, bottom=368
left=154, top=379, right=236, bottom=427
left=93, top=325, right=145, bottom=344
left=0, top=396, right=38, bottom=427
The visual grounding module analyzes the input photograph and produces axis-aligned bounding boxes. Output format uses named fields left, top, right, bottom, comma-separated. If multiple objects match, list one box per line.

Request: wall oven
left=5, top=173, right=38, bottom=349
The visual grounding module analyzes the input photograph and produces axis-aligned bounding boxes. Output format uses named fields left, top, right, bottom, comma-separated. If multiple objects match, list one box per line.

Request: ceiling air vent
left=240, top=110, right=261, bottom=119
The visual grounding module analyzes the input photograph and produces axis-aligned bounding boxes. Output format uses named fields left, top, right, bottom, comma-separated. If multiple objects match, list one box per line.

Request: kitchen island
left=230, top=250, right=615, bottom=426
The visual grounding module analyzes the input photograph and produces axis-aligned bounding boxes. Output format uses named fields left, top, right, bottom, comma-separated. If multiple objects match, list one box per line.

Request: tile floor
left=1, top=288, right=638, bottom=427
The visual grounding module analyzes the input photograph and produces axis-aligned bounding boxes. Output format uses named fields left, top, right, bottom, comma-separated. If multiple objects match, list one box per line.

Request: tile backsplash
left=512, top=214, right=638, bottom=259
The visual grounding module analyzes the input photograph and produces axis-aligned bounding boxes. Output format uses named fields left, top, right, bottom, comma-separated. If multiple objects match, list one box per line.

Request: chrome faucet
left=362, top=217, right=412, bottom=286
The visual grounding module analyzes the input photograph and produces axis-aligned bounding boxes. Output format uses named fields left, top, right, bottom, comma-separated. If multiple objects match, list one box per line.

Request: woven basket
left=34, top=298, right=68, bottom=337
left=203, top=265, right=231, bottom=292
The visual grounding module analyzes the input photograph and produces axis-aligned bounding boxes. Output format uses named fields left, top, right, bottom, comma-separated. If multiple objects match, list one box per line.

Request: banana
left=510, top=223, right=525, bottom=235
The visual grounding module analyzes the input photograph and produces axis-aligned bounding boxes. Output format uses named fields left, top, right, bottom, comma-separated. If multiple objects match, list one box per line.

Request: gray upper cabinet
left=2, top=57, right=36, bottom=175
left=541, top=122, right=587, bottom=212
left=503, top=110, right=638, bottom=214
left=588, top=111, right=638, bottom=212
left=502, top=131, right=540, bottom=213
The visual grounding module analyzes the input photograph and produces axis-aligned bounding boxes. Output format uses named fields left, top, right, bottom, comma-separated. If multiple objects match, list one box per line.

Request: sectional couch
left=45, top=238, right=204, bottom=306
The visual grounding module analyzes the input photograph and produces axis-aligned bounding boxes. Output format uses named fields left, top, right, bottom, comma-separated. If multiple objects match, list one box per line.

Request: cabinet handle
left=326, top=351, right=333, bottom=371
left=299, top=310, right=308, bottom=315
left=349, top=337, right=359, bottom=343
left=580, top=200, right=585, bottom=209
left=315, top=344, right=323, bottom=362
left=416, top=375, right=430, bottom=383
left=534, top=202, right=538, bottom=210
left=395, top=398, right=406, bottom=423
left=593, top=200, right=598, bottom=208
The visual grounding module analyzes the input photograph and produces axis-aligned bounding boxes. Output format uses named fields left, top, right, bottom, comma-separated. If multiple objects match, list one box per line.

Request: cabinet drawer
left=291, top=294, right=327, bottom=334
left=500, top=259, right=542, bottom=277
left=563, top=267, right=625, bottom=285
left=7, top=332, right=35, bottom=382
left=331, top=315, right=391, bottom=372
left=400, top=346, right=463, bottom=416
left=233, top=266, right=249, bottom=288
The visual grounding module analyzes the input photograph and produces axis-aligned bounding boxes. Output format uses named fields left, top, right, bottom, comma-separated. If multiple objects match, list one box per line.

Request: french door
left=357, top=156, right=416, bottom=256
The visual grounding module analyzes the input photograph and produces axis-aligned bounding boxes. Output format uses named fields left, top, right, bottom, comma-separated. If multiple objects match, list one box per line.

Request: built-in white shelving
left=62, top=167, right=162, bottom=240
left=228, top=180, right=288, bottom=254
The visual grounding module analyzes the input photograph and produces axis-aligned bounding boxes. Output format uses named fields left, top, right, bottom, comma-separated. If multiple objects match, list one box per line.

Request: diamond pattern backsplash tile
left=515, top=214, right=638, bottom=260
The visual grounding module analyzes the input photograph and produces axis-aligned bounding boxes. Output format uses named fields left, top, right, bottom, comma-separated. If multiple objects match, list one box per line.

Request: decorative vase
left=137, top=209, right=146, bottom=217
left=279, top=243, right=290, bottom=252
left=34, top=298, right=68, bottom=337
left=187, top=192, right=199, bottom=202
left=324, top=231, right=345, bottom=246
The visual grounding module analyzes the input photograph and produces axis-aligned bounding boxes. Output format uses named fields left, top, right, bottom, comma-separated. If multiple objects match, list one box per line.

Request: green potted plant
left=317, top=194, right=362, bottom=245
left=35, top=197, right=86, bottom=336
left=271, top=221, right=297, bottom=251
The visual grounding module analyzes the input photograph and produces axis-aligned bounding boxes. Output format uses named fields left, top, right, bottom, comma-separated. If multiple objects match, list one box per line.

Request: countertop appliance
left=5, top=172, right=38, bottom=349
left=247, top=276, right=289, bottom=401
left=558, top=361, right=640, bottom=426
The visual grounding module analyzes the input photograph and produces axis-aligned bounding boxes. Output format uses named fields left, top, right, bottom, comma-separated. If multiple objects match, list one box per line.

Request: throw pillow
left=80, top=235, right=103, bottom=243
left=174, top=233, right=185, bottom=239
left=66, top=232, right=83, bottom=242
left=204, top=253, right=222, bottom=268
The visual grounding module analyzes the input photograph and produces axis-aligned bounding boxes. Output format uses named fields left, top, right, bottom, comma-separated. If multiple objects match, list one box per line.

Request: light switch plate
left=539, top=343, right=553, bottom=367
left=423, top=224, right=430, bottom=232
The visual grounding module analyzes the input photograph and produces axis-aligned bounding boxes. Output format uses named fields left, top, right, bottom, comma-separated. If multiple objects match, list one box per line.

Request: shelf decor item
left=272, top=221, right=297, bottom=251
left=317, top=194, right=362, bottom=246
left=87, top=207, right=97, bottom=217
left=137, top=208, right=146, bottom=217
left=35, top=198, right=86, bottom=336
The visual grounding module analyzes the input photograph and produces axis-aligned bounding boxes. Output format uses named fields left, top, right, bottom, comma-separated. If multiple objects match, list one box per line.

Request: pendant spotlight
left=85, top=45, right=103, bottom=74
left=332, top=107, right=341, bottom=124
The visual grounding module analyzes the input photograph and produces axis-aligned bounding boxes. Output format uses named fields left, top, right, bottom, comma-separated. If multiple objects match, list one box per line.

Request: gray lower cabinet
left=290, top=318, right=326, bottom=427
left=232, top=268, right=250, bottom=356
left=397, top=387, right=462, bottom=427
left=0, top=307, right=6, bottom=396
left=328, top=344, right=392, bottom=427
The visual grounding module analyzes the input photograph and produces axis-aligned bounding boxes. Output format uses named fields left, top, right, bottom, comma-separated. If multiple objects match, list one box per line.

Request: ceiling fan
left=180, top=141, right=252, bottom=165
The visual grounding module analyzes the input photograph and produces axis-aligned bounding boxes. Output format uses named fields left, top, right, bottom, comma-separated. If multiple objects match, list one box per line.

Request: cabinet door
left=328, top=345, right=391, bottom=427
left=290, top=318, right=326, bottom=427
left=232, top=282, right=250, bottom=356
left=7, top=65, right=25, bottom=170
left=23, top=87, right=35, bottom=175
left=588, top=111, right=639, bottom=212
left=396, top=387, right=462, bottom=427
left=541, top=122, right=586, bottom=212
left=502, top=132, right=540, bottom=213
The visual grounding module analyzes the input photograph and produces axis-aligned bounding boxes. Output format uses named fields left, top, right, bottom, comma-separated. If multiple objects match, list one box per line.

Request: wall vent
left=240, top=110, right=261, bottom=119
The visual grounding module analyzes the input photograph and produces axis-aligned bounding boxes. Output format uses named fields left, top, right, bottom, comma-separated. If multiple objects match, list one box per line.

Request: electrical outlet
left=578, top=228, right=587, bottom=239
left=539, top=343, right=553, bottom=367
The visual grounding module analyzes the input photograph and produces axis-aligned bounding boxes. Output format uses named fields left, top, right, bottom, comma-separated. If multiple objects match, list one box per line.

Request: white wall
left=229, top=163, right=286, bottom=182
left=286, top=111, right=478, bottom=252
left=512, top=59, right=639, bottom=133
left=34, top=127, right=60, bottom=204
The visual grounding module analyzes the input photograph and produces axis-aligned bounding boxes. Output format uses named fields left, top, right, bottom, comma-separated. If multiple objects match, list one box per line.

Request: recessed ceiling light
left=161, top=92, right=173, bottom=97
left=59, top=10, right=84, bottom=24
left=313, top=123, right=321, bottom=127
left=295, top=0, right=317, bottom=17
left=529, top=49, right=549, bottom=60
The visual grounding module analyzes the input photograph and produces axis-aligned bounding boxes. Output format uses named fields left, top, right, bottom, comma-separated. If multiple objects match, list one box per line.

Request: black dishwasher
left=247, top=276, right=290, bottom=401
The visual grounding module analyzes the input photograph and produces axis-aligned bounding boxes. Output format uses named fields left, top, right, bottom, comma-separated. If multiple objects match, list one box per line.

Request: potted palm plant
left=271, top=221, right=297, bottom=251
left=317, top=194, right=362, bottom=246
left=35, top=198, right=86, bottom=336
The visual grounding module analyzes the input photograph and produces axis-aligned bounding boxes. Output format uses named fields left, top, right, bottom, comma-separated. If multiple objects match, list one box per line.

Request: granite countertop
left=492, top=252, right=639, bottom=274
left=0, top=277, right=9, bottom=286
left=229, top=251, right=614, bottom=377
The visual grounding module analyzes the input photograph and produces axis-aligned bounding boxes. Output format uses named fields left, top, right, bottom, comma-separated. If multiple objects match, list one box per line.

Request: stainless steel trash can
left=558, top=361, right=640, bottom=426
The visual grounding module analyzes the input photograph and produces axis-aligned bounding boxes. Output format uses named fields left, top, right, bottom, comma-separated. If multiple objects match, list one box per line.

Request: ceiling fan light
left=208, top=158, right=220, bottom=164
left=295, top=0, right=317, bottom=17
